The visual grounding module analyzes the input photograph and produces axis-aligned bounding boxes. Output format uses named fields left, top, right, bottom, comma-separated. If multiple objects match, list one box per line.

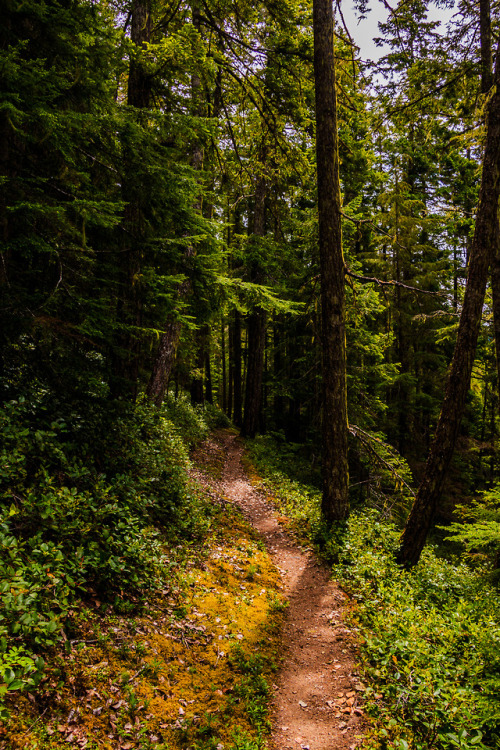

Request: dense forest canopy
left=2, top=0, right=499, bottom=499
left=2, top=0, right=500, bottom=744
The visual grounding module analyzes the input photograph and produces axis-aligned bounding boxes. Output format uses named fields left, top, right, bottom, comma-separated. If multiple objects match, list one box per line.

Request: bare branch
left=345, top=266, right=446, bottom=297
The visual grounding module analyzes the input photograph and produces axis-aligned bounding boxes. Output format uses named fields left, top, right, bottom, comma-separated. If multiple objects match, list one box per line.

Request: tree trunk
left=232, top=309, right=243, bottom=427
left=482, top=0, right=500, bottom=405
left=205, top=349, right=213, bottom=404
left=146, top=319, right=183, bottom=407
left=492, top=245, right=500, bottom=396
left=110, top=0, right=152, bottom=400
left=221, top=317, right=227, bottom=413
left=242, top=175, right=267, bottom=438
left=313, top=0, right=349, bottom=522
left=242, top=309, right=267, bottom=437
left=396, top=40, right=500, bottom=567
left=480, top=0, right=493, bottom=93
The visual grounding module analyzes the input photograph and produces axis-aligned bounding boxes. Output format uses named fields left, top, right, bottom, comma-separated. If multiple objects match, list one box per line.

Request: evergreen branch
left=218, top=89, right=251, bottom=180
left=341, top=209, right=454, bottom=267
left=373, top=66, right=475, bottom=127
left=348, top=423, right=416, bottom=498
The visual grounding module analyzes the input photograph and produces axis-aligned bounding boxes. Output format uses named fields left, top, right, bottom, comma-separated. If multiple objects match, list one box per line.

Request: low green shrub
left=247, top=438, right=500, bottom=750
left=336, top=512, right=500, bottom=750
left=162, top=393, right=210, bottom=447
left=0, top=390, right=215, bottom=712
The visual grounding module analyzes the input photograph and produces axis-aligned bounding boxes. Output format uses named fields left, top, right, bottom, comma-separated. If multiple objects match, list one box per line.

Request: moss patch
left=1, top=487, right=286, bottom=750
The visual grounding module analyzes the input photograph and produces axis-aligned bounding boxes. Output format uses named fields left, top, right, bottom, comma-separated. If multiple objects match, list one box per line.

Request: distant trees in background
left=2, top=0, right=500, bottom=550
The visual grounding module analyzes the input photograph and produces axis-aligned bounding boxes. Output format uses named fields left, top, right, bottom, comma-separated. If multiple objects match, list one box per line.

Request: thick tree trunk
left=492, top=244, right=500, bottom=395
left=480, top=0, right=493, bottom=93
left=242, top=175, right=267, bottom=438
left=221, top=318, right=227, bottom=413
left=110, top=0, right=152, bottom=400
left=482, top=0, right=500, bottom=404
left=205, top=349, right=213, bottom=404
left=397, top=40, right=500, bottom=567
left=273, top=314, right=286, bottom=429
left=128, top=0, right=152, bottom=109
left=242, top=309, right=267, bottom=437
left=146, top=319, right=182, bottom=407
left=313, top=0, right=349, bottom=522
left=231, top=310, right=243, bottom=426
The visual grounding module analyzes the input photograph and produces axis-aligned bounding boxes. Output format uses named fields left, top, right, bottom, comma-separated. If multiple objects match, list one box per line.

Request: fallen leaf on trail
left=298, top=700, right=308, bottom=708
left=326, top=700, right=335, bottom=708
left=346, top=691, right=356, bottom=697
left=179, top=706, right=185, bottom=715
left=338, top=722, right=347, bottom=729
left=347, top=697, right=356, bottom=706
left=281, top=726, right=289, bottom=731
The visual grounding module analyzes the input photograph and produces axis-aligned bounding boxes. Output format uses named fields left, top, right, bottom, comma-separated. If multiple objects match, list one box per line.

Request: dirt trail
left=217, top=431, right=367, bottom=750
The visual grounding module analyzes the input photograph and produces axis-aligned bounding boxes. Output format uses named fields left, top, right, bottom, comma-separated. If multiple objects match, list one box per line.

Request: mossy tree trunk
left=312, top=0, right=349, bottom=522
left=397, top=39, right=500, bottom=567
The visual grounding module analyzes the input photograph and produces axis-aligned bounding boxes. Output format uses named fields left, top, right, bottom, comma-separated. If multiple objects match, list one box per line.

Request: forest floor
left=194, top=430, right=368, bottom=750
left=3, top=428, right=369, bottom=750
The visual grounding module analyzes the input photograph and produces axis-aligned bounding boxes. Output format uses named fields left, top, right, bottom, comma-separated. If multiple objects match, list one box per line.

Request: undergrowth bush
left=0, top=389, right=215, bottom=714
left=247, top=437, right=500, bottom=750
left=335, top=512, right=500, bottom=750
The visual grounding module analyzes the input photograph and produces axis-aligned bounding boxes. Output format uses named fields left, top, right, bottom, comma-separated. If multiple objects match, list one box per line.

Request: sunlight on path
left=219, top=432, right=367, bottom=750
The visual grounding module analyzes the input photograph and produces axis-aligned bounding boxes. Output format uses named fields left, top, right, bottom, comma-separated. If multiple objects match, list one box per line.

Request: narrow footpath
left=216, top=431, right=367, bottom=750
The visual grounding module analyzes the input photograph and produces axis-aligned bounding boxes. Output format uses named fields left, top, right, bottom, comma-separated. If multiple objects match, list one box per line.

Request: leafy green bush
left=202, top=402, right=232, bottom=429
left=248, top=439, right=500, bottom=749
left=162, top=394, right=210, bottom=447
left=0, top=391, right=215, bottom=713
left=335, top=512, right=500, bottom=750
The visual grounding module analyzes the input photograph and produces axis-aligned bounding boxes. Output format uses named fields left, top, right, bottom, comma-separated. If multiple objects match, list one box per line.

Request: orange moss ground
left=2, top=490, right=286, bottom=750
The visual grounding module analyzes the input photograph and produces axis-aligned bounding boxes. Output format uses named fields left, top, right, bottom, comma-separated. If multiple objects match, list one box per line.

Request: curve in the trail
left=219, top=431, right=367, bottom=750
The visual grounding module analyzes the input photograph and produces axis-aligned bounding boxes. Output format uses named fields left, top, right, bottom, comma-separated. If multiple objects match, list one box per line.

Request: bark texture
left=231, top=309, right=243, bottom=427
left=397, top=40, right=500, bottom=567
left=145, top=319, right=183, bottom=407
left=242, top=175, right=268, bottom=438
left=313, top=0, right=349, bottom=522
left=480, top=0, right=493, bottom=93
